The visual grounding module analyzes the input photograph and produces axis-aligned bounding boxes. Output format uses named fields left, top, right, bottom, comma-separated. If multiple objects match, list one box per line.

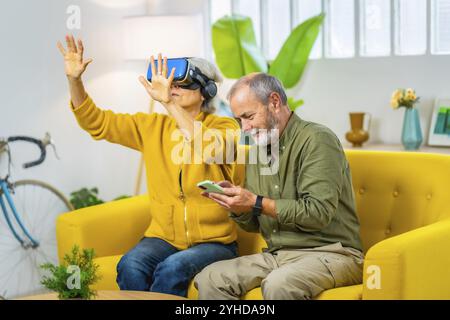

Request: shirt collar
left=278, top=112, right=300, bottom=146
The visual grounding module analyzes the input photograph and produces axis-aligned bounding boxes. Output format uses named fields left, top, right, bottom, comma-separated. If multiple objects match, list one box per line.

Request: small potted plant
left=40, top=245, right=101, bottom=300
left=69, top=187, right=130, bottom=209
left=390, top=88, right=423, bottom=150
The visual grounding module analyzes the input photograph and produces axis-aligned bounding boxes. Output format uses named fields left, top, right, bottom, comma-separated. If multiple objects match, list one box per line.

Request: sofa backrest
left=237, top=150, right=450, bottom=255
left=346, top=150, right=450, bottom=253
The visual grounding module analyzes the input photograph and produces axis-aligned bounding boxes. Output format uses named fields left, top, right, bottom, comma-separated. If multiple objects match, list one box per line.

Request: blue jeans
left=116, top=237, right=238, bottom=297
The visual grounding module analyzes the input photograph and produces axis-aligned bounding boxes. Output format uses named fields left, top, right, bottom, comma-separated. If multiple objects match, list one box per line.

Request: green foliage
left=287, top=97, right=305, bottom=111
left=70, top=187, right=130, bottom=209
left=212, top=13, right=324, bottom=110
left=113, top=195, right=131, bottom=201
left=40, top=245, right=101, bottom=300
left=212, top=15, right=268, bottom=78
left=70, top=187, right=104, bottom=209
left=269, top=14, right=325, bottom=88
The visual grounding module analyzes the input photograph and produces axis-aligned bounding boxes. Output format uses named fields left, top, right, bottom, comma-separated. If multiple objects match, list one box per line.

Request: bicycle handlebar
left=7, top=136, right=47, bottom=169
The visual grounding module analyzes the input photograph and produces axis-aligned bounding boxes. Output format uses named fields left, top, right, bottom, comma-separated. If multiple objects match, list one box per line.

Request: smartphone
left=197, top=180, right=225, bottom=194
left=147, top=58, right=189, bottom=82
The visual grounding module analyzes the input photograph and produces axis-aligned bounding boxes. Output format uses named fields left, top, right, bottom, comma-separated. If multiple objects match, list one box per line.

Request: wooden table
left=15, top=290, right=187, bottom=300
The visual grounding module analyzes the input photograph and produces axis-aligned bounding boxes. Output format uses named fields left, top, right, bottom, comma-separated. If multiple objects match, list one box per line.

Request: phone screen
left=146, top=58, right=188, bottom=82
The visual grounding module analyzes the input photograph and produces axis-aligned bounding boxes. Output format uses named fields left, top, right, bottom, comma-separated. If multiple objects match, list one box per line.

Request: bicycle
left=0, top=133, right=73, bottom=299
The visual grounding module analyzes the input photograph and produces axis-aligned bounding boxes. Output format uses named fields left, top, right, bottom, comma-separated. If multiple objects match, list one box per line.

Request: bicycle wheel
left=0, top=180, right=73, bottom=299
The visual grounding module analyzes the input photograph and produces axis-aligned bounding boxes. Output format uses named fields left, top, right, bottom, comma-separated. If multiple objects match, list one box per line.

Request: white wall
left=292, top=54, right=450, bottom=146
left=0, top=0, right=206, bottom=202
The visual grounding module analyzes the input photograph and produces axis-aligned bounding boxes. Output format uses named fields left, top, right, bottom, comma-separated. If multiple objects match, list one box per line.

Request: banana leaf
left=212, top=14, right=267, bottom=78
left=269, top=13, right=324, bottom=89
left=287, top=97, right=304, bottom=111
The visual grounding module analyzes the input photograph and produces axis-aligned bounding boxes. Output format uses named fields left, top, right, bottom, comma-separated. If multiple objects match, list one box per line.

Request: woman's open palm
left=57, top=35, right=92, bottom=79
left=139, top=54, right=175, bottom=104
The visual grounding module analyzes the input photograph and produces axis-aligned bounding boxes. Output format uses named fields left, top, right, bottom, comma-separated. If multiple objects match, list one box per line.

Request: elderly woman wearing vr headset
left=58, top=35, right=241, bottom=297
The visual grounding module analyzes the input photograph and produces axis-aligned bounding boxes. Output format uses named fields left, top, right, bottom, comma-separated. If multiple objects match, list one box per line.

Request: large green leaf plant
left=212, top=13, right=324, bottom=111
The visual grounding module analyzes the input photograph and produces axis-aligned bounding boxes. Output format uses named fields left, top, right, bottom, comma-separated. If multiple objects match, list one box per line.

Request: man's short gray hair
left=227, top=73, right=288, bottom=107
left=188, top=57, right=223, bottom=114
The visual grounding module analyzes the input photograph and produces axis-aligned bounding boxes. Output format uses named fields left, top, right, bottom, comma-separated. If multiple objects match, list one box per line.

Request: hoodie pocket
left=148, top=200, right=175, bottom=241
left=195, top=203, right=234, bottom=240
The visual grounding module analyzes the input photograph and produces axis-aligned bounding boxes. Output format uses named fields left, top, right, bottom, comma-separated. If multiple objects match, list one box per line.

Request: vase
left=345, top=112, right=371, bottom=147
left=401, top=107, right=423, bottom=150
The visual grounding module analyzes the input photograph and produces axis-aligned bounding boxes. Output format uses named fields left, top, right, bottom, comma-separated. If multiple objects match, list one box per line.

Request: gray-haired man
left=195, top=73, right=364, bottom=300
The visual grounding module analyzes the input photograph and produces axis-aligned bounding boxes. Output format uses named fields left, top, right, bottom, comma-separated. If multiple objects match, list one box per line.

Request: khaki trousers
left=194, top=242, right=364, bottom=300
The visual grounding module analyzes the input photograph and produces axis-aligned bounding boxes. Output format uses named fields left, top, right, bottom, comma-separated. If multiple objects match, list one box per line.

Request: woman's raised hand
left=139, top=54, right=175, bottom=104
left=57, top=35, right=93, bottom=80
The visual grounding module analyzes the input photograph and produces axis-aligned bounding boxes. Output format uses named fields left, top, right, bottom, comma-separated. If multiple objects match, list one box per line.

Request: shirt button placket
left=274, top=173, right=281, bottom=196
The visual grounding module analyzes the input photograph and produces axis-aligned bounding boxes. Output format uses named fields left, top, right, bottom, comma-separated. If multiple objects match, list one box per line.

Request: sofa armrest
left=56, top=195, right=151, bottom=262
left=362, top=218, right=450, bottom=299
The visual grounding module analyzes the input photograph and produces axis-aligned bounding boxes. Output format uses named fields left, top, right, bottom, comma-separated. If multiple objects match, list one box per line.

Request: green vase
left=401, top=107, right=423, bottom=150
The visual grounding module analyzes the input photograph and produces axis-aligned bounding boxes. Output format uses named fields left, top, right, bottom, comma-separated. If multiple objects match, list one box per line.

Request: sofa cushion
left=187, top=280, right=362, bottom=300
left=93, top=255, right=121, bottom=291
left=95, top=255, right=362, bottom=300
left=315, top=284, right=362, bottom=300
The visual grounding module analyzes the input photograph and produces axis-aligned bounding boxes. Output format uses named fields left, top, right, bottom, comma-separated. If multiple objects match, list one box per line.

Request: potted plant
left=69, top=187, right=130, bottom=209
left=212, top=13, right=324, bottom=111
left=40, top=245, right=101, bottom=300
left=390, top=88, right=423, bottom=150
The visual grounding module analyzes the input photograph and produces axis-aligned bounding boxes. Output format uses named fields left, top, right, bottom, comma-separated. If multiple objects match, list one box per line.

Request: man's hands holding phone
left=200, top=180, right=257, bottom=215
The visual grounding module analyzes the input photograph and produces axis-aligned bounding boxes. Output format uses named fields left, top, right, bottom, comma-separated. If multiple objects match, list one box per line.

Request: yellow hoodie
left=72, top=96, right=243, bottom=250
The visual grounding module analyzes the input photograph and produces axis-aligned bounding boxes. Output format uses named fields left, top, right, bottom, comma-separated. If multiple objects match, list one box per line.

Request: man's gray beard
left=252, top=111, right=279, bottom=146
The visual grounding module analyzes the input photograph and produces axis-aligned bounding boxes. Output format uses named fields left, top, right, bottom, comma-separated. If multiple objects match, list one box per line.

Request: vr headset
left=147, top=57, right=217, bottom=100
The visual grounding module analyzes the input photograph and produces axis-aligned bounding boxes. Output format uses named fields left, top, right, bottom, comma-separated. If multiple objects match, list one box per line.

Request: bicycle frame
left=0, top=134, right=58, bottom=249
left=0, top=179, right=39, bottom=248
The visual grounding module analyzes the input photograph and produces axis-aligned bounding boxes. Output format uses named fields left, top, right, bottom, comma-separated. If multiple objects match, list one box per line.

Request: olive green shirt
left=232, top=113, right=363, bottom=252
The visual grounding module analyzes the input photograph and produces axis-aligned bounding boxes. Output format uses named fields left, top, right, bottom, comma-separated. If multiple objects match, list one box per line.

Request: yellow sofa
left=56, top=150, right=450, bottom=299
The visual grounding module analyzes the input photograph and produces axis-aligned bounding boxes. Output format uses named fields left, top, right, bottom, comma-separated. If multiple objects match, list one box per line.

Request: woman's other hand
left=57, top=35, right=93, bottom=80
left=139, top=53, right=175, bottom=104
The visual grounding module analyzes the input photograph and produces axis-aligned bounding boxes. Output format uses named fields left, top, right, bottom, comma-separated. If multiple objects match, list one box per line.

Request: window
left=209, top=0, right=232, bottom=25
left=293, top=0, right=323, bottom=59
left=262, top=0, right=292, bottom=60
left=431, top=0, right=450, bottom=54
left=360, top=0, right=391, bottom=57
left=207, top=0, right=450, bottom=61
left=395, top=0, right=427, bottom=55
left=325, top=0, right=355, bottom=58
